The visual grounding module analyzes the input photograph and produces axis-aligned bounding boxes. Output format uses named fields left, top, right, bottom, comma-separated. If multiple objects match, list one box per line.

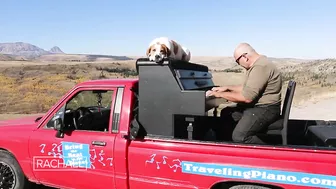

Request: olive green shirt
left=241, top=56, right=282, bottom=106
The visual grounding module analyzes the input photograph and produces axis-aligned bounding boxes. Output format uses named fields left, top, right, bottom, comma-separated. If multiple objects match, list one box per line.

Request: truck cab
left=0, top=58, right=336, bottom=189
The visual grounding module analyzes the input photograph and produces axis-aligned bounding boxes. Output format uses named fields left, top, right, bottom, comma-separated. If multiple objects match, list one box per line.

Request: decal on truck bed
left=181, top=161, right=336, bottom=189
left=145, top=154, right=182, bottom=172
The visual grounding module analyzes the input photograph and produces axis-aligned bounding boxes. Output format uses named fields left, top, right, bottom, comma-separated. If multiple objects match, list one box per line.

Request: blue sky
left=1, top=0, right=335, bottom=59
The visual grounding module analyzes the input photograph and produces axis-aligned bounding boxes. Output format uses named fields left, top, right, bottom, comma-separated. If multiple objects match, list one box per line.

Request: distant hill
left=37, top=54, right=133, bottom=62
left=0, top=42, right=57, bottom=59
left=188, top=56, right=310, bottom=71
left=0, top=54, right=14, bottom=61
left=281, top=58, right=336, bottom=74
left=49, top=46, right=64, bottom=54
left=0, top=42, right=133, bottom=61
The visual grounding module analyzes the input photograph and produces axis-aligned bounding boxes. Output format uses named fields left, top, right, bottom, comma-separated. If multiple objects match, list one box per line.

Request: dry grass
left=0, top=61, right=137, bottom=114
left=0, top=57, right=335, bottom=115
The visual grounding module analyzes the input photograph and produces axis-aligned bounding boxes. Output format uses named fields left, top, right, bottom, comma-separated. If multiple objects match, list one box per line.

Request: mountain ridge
left=0, top=42, right=63, bottom=58
left=0, top=42, right=133, bottom=61
left=49, top=46, right=64, bottom=54
left=0, top=41, right=329, bottom=63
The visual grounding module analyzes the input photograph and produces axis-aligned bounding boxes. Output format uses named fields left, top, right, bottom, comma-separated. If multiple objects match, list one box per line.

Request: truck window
left=45, top=89, right=115, bottom=132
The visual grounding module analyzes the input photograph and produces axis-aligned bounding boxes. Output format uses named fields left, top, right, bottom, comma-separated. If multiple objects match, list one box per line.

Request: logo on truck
left=145, top=154, right=182, bottom=172
left=181, top=161, right=336, bottom=189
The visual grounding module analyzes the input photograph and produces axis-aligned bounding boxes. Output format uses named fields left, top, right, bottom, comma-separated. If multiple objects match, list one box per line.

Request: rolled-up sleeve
left=242, top=65, right=269, bottom=101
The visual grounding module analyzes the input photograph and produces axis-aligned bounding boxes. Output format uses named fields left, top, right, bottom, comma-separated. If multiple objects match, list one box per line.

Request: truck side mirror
left=53, top=118, right=65, bottom=138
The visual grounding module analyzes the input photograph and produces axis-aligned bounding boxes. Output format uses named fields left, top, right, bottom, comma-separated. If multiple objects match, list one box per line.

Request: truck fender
left=0, top=147, right=39, bottom=184
left=0, top=149, right=32, bottom=189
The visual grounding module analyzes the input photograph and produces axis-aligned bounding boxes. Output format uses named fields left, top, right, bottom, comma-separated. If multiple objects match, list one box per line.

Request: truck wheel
left=229, top=185, right=273, bottom=189
left=0, top=150, right=30, bottom=189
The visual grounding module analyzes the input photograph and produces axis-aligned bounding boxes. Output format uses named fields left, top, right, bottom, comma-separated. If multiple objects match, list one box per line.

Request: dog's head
left=146, top=43, right=171, bottom=62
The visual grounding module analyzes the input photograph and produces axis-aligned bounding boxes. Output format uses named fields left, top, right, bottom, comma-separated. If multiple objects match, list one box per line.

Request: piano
left=174, top=67, right=228, bottom=112
left=136, top=58, right=228, bottom=139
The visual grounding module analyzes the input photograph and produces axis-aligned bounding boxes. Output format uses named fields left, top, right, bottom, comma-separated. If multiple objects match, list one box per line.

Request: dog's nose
left=155, top=55, right=160, bottom=59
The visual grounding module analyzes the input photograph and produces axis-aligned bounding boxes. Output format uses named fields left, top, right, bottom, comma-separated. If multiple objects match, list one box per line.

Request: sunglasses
left=235, top=53, right=247, bottom=64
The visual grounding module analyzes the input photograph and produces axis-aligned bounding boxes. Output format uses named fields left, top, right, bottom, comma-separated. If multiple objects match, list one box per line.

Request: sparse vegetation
left=0, top=61, right=137, bottom=114
left=210, top=68, right=243, bottom=73
left=0, top=58, right=336, bottom=115
left=95, top=66, right=138, bottom=77
left=223, top=68, right=243, bottom=73
left=282, top=72, right=295, bottom=82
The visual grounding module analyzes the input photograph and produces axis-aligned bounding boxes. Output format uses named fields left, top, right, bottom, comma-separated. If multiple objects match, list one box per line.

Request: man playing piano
left=206, top=43, right=283, bottom=144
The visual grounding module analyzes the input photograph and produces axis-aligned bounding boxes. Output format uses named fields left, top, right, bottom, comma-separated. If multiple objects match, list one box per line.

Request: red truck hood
left=0, top=115, right=43, bottom=127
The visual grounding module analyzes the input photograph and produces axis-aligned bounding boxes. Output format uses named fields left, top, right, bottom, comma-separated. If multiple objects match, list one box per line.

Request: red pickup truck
left=1, top=58, right=336, bottom=189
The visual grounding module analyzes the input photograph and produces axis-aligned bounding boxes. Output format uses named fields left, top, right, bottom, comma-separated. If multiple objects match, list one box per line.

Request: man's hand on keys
left=206, top=90, right=213, bottom=97
left=211, top=86, right=228, bottom=92
left=206, top=90, right=220, bottom=97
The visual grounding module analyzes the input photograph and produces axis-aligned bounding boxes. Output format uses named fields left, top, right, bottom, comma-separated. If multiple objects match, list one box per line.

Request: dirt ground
left=0, top=114, right=42, bottom=120
left=290, top=97, right=336, bottom=121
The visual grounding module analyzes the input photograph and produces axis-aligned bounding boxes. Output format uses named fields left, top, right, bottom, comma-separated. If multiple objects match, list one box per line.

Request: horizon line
left=56, top=53, right=334, bottom=60
left=1, top=52, right=335, bottom=60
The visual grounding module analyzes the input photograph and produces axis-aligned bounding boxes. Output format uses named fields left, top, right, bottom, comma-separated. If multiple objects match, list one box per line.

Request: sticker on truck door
left=62, top=142, right=91, bottom=168
left=35, top=142, right=113, bottom=171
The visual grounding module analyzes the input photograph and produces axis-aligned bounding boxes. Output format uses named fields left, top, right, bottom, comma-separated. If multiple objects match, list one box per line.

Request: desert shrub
left=67, top=74, right=79, bottom=80
left=312, top=74, right=321, bottom=80
left=321, top=83, right=333, bottom=87
left=282, top=72, right=295, bottom=82
left=223, top=68, right=243, bottom=73
left=95, top=66, right=138, bottom=76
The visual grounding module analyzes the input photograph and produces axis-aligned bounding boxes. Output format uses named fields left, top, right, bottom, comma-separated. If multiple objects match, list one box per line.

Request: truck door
left=28, top=86, right=124, bottom=189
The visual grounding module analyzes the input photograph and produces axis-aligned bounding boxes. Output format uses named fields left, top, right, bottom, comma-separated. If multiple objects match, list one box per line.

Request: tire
left=229, top=185, right=273, bottom=189
left=0, top=150, right=31, bottom=189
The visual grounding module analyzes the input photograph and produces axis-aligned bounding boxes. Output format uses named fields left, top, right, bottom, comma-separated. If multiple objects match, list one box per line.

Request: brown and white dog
left=146, top=37, right=191, bottom=62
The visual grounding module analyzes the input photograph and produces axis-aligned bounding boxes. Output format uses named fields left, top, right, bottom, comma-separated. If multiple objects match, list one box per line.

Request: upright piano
left=136, top=58, right=227, bottom=139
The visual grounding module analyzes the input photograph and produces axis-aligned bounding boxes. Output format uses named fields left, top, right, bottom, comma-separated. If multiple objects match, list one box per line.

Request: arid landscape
left=1, top=42, right=336, bottom=121
left=2, top=1, right=336, bottom=188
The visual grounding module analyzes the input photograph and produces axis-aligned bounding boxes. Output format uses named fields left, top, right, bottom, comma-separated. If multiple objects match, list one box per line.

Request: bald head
left=233, top=43, right=261, bottom=69
left=234, top=43, right=257, bottom=58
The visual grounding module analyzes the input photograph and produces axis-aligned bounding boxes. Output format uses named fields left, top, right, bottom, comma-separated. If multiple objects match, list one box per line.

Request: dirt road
left=290, top=97, right=336, bottom=121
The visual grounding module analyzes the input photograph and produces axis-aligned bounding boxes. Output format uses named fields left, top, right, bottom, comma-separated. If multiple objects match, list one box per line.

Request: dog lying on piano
left=146, top=37, right=191, bottom=62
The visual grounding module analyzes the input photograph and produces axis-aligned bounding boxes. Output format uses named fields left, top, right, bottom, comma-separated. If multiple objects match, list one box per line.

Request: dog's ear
left=161, top=44, right=171, bottom=57
left=146, top=45, right=154, bottom=57
left=171, top=40, right=179, bottom=55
